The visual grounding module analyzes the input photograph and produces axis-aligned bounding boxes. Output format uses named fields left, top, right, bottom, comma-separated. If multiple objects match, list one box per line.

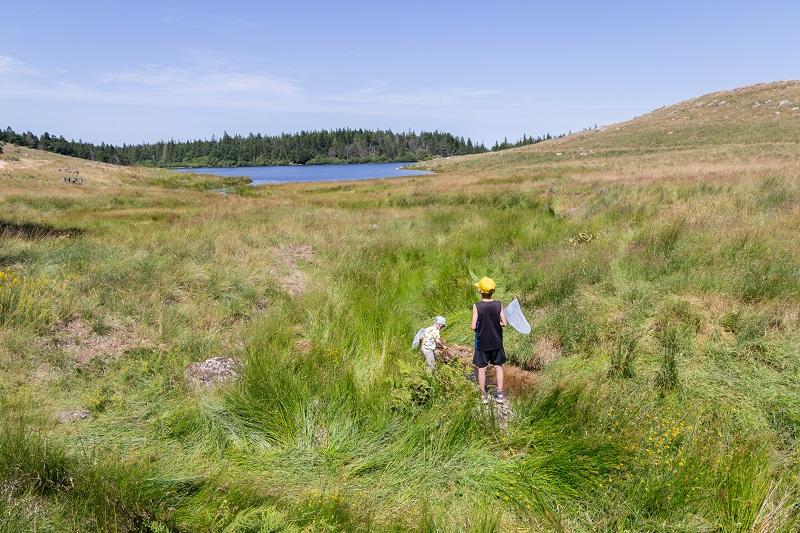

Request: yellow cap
left=474, top=277, right=496, bottom=293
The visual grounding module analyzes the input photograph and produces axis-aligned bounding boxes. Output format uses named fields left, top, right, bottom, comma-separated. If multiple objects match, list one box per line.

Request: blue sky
left=2, top=1, right=798, bottom=145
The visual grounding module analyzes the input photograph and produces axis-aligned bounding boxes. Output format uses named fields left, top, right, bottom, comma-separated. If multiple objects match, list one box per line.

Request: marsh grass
left=608, top=330, right=640, bottom=378
left=2, top=83, right=800, bottom=529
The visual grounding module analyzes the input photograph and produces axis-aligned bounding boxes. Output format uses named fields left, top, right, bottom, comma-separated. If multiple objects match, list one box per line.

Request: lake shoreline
left=175, top=161, right=434, bottom=185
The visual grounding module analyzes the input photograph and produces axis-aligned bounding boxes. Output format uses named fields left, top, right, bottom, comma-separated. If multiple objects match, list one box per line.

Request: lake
left=175, top=162, right=433, bottom=185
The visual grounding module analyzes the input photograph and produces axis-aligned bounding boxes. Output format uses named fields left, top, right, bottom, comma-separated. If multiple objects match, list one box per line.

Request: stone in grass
left=185, top=357, right=240, bottom=388
left=56, top=408, right=90, bottom=424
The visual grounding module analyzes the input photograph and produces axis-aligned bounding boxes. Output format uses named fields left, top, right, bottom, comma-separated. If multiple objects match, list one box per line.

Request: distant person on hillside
left=471, top=277, right=507, bottom=404
left=419, top=316, right=447, bottom=372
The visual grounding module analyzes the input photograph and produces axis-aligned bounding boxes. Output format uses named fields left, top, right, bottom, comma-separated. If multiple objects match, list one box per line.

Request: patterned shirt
left=420, top=325, right=440, bottom=351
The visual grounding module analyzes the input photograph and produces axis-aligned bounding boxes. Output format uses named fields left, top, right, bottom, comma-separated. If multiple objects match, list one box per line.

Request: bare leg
left=495, top=365, right=504, bottom=393
left=478, top=367, right=487, bottom=394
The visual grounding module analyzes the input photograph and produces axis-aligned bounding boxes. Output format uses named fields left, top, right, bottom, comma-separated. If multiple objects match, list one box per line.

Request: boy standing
left=420, top=316, right=447, bottom=372
left=471, top=277, right=507, bottom=404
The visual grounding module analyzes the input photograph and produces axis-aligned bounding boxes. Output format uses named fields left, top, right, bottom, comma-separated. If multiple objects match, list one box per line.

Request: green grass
left=2, top=82, right=800, bottom=530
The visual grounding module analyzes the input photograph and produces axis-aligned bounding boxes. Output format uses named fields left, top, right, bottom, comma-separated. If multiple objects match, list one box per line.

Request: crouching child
left=420, top=316, right=447, bottom=372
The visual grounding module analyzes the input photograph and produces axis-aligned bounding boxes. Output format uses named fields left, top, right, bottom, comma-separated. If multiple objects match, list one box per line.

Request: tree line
left=0, top=127, right=556, bottom=167
left=490, top=132, right=564, bottom=151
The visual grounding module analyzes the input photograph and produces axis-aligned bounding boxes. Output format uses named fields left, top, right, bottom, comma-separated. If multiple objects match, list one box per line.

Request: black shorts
left=473, top=348, right=506, bottom=368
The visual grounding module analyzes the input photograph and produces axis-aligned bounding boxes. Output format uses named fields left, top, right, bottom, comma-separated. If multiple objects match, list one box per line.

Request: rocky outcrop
left=185, top=357, right=239, bottom=388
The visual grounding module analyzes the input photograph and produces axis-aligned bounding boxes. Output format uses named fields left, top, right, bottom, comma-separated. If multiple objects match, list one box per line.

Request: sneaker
left=494, top=391, right=506, bottom=404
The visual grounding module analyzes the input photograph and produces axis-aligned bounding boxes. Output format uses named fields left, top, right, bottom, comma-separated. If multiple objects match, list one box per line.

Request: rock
left=57, top=408, right=90, bottom=423
left=185, top=357, right=239, bottom=388
left=778, top=100, right=792, bottom=107
left=484, top=395, right=514, bottom=431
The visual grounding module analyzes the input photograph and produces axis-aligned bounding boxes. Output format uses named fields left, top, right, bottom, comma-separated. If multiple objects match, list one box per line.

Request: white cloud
left=0, top=53, right=639, bottom=139
left=97, top=63, right=300, bottom=97
left=0, top=55, right=41, bottom=76
left=0, top=54, right=302, bottom=108
left=0, top=56, right=504, bottom=118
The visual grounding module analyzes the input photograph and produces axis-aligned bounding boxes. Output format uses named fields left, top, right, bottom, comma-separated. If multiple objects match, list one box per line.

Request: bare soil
left=443, top=344, right=539, bottom=395
left=280, top=244, right=316, bottom=297
left=56, top=318, right=146, bottom=365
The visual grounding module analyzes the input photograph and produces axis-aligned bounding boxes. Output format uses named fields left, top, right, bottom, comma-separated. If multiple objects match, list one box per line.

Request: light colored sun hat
left=434, top=316, right=446, bottom=326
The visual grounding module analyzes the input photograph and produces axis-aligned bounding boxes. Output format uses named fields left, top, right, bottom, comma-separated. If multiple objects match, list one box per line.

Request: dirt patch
left=443, top=344, right=539, bottom=396
left=279, top=244, right=316, bottom=297
left=56, top=318, right=145, bottom=365
left=285, top=244, right=315, bottom=262
left=284, top=271, right=306, bottom=298
left=294, top=339, right=313, bottom=354
left=185, top=357, right=239, bottom=388
left=497, top=365, right=539, bottom=395
left=523, top=336, right=564, bottom=371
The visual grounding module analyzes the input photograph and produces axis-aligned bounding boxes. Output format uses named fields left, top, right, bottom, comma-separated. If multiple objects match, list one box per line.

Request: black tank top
left=475, top=300, right=503, bottom=351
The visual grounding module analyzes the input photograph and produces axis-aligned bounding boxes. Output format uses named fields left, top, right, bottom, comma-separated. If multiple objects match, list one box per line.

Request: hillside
left=421, top=80, right=800, bottom=179
left=1, top=83, right=800, bottom=531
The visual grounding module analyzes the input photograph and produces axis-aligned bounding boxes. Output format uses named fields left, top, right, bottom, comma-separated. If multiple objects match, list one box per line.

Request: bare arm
left=471, top=304, right=478, bottom=331
left=434, top=328, right=447, bottom=350
left=500, top=304, right=508, bottom=327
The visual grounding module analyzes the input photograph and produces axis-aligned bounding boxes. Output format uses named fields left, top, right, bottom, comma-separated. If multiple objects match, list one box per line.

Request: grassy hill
left=1, top=82, right=799, bottom=531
